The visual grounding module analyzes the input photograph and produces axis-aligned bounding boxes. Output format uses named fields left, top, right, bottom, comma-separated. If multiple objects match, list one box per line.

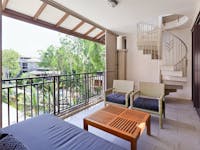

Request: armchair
left=104, top=80, right=134, bottom=107
left=130, top=82, right=165, bottom=128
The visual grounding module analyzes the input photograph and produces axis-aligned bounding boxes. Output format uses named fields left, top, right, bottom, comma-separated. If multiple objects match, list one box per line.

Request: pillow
left=0, top=130, right=28, bottom=150
left=0, top=130, right=8, bottom=140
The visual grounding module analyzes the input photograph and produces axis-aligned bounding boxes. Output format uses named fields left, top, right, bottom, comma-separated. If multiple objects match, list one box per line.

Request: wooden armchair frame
left=130, top=82, right=165, bottom=128
left=104, top=80, right=134, bottom=107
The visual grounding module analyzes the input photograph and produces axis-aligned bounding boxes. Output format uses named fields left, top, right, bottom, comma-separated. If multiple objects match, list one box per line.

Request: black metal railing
left=2, top=72, right=105, bottom=127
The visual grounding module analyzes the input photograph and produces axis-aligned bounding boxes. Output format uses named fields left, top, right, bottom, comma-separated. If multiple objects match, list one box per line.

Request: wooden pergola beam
left=98, top=34, right=105, bottom=40
left=33, top=2, right=47, bottom=20
left=94, top=31, right=105, bottom=39
left=2, top=9, right=105, bottom=44
left=84, top=26, right=95, bottom=36
left=41, top=0, right=105, bottom=31
left=2, top=0, right=9, bottom=10
left=72, top=21, right=84, bottom=32
left=56, top=13, right=69, bottom=27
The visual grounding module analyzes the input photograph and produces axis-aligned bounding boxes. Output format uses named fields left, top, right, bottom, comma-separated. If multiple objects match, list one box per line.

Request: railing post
left=53, top=76, right=56, bottom=115
left=84, top=73, right=89, bottom=104
left=30, top=78, right=33, bottom=117
left=87, top=73, right=90, bottom=102
left=42, top=77, right=45, bottom=113
left=7, top=88, right=10, bottom=126
left=57, top=76, right=60, bottom=114
left=15, top=79, right=18, bottom=123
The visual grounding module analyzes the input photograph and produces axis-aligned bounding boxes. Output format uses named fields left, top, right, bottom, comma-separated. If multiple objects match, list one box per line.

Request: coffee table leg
left=147, top=116, right=151, bottom=135
left=83, top=119, right=88, bottom=131
left=131, top=140, right=137, bottom=150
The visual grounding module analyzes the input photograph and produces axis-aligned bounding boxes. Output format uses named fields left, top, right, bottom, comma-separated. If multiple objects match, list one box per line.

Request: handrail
left=137, top=23, right=162, bottom=59
left=2, top=71, right=104, bottom=81
left=162, top=31, right=188, bottom=76
left=2, top=72, right=105, bottom=127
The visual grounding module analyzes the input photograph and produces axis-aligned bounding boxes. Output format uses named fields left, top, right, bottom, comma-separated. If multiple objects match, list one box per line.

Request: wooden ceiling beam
left=41, top=0, right=105, bottom=31
left=2, top=0, right=9, bottom=10
left=72, top=21, right=84, bottom=32
left=2, top=8, right=105, bottom=44
left=56, top=13, right=69, bottom=27
left=33, top=2, right=47, bottom=20
left=94, top=31, right=105, bottom=39
left=98, top=34, right=105, bottom=40
left=84, top=26, right=96, bottom=36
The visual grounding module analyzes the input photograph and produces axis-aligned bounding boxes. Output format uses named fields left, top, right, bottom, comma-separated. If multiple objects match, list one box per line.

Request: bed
left=0, top=114, right=125, bottom=150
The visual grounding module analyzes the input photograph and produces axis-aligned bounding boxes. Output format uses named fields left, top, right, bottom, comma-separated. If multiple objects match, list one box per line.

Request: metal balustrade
left=162, top=31, right=188, bottom=76
left=137, top=23, right=162, bottom=59
left=2, top=72, right=105, bottom=127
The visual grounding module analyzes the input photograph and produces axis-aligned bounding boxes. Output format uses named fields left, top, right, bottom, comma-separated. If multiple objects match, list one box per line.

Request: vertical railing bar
left=84, top=73, right=88, bottom=104
left=23, top=86, right=26, bottom=120
left=30, top=79, right=33, bottom=117
left=15, top=79, right=18, bottom=123
left=65, top=75, right=68, bottom=109
left=70, top=75, right=72, bottom=107
left=77, top=74, right=79, bottom=104
left=57, top=76, right=60, bottom=114
left=7, top=88, right=10, bottom=126
left=43, top=77, right=45, bottom=113
left=37, top=84, right=39, bottom=116
left=62, top=81, right=64, bottom=110
left=48, top=84, right=51, bottom=113
left=53, top=76, right=56, bottom=115
left=87, top=73, right=90, bottom=103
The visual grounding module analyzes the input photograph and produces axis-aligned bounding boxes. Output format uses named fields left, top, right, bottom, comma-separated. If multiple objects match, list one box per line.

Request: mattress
left=2, top=114, right=125, bottom=150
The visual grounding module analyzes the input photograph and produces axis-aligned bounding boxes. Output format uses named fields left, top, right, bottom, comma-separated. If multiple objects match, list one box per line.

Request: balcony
left=2, top=72, right=105, bottom=127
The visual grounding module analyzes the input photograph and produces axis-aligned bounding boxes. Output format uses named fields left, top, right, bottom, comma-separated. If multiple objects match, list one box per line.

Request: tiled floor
left=65, top=98, right=200, bottom=150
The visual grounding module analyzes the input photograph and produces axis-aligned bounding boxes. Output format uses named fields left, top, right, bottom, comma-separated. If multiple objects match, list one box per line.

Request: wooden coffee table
left=83, top=105, right=151, bottom=150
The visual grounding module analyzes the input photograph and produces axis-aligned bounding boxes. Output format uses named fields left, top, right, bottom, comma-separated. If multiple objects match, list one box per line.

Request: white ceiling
left=54, top=0, right=200, bottom=35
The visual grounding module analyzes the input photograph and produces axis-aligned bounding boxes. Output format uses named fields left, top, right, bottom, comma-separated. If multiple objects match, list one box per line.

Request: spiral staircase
left=137, top=14, right=188, bottom=95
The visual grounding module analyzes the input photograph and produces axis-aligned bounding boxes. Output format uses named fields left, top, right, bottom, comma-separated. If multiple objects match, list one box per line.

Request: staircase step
left=162, top=76, right=187, bottom=82
left=163, top=80, right=185, bottom=86
left=160, top=65, right=175, bottom=71
left=161, top=70, right=183, bottom=77
left=165, top=89, right=177, bottom=95
left=165, top=84, right=183, bottom=90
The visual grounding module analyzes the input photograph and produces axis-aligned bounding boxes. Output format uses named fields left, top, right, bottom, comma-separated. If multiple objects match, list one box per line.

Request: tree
left=39, top=35, right=105, bottom=74
left=2, top=49, right=20, bottom=78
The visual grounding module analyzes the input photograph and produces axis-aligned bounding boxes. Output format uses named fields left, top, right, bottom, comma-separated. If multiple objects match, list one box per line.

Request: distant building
left=29, top=68, right=61, bottom=77
left=2, top=67, right=9, bottom=79
left=19, top=57, right=41, bottom=73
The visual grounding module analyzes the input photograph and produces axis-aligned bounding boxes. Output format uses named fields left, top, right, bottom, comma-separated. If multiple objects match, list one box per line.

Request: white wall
left=126, top=28, right=192, bottom=100
left=126, top=34, right=160, bottom=89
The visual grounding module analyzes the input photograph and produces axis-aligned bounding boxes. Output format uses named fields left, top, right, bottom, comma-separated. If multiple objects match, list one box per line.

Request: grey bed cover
left=2, top=114, right=125, bottom=150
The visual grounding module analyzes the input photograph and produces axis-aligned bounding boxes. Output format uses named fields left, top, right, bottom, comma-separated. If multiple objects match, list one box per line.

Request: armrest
left=158, top=94, right=165, bottom=114
left=124, top=90, right=134, bottom=107
left=105, top=88, right=114, bottom=95
left=104, top=88, right=114, bottom=102
left=130, top=90, right=140, bottom=107
left=130, top=90, right=140, bottom=100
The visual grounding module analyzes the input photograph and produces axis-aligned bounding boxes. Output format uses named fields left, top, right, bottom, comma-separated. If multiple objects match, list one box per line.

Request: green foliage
left=2, top=49, right=20, bottom=78
left=39, top=36, right=105, bottom=74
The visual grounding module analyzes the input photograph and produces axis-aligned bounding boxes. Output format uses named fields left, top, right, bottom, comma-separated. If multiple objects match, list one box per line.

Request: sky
left=2, top=16, right=65, bottom=58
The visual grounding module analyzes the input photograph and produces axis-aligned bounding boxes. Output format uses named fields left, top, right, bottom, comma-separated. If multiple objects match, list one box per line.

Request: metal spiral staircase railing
left=162, top=31, right=187, bottom=76
left=137, top=23, right=162, bottom=59
left=137, top=22, right=188, bottom=95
